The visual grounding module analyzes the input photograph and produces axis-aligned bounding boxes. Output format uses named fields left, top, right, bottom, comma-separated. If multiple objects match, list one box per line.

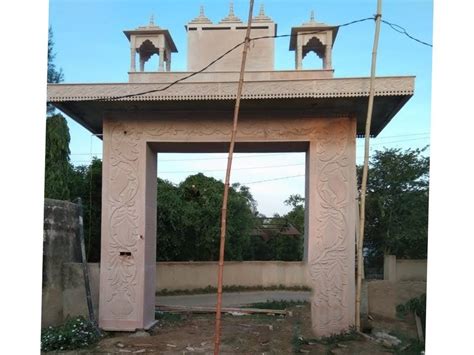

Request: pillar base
left=100, top=319, right=158, bottom=332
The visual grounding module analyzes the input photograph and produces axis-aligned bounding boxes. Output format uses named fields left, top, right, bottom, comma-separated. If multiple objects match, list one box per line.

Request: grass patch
left=156, top=284, right=311, bottom=296
left=311, top=328, right=360, bottom=345
left=245, top=299, right=308, bottom=310
left=41, top=316, right=102, bottom=352
left=155, top=311, right=183, bottom=324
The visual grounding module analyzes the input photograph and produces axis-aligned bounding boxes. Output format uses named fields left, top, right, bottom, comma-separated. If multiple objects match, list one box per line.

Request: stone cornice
left=48, top=76, right=414, bottom=102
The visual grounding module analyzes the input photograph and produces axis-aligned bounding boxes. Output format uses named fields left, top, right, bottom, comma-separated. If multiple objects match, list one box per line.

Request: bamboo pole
left=355, top=0, right=382, bottom=331
left=213, top=1, right=254, bottom=354
left=75, top=197, right=99, bottom=336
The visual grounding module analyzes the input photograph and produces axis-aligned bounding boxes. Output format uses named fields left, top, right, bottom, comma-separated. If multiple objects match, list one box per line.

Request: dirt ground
left=58, top=303, right=423, bottom=354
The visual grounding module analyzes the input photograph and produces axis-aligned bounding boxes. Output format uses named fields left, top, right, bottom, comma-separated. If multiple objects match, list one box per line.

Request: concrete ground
left=156, top=290, right=311, bottom=307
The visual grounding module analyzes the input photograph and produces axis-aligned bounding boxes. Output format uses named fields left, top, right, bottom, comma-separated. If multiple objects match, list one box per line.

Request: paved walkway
left=156, top=290, right=311, bottom=307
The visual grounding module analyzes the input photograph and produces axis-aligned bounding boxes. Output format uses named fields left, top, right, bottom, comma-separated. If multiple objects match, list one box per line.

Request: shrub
left=41, top=316, right=101, bottom=352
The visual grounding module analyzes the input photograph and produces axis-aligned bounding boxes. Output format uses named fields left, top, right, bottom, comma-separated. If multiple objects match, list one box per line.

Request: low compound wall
left=56, top=260, right=425, bottom=323
left=61, top=261, right=310, bottom=320
left=366, top=280, right=426, bottom=319
left=42, top=199, right=81, bottom=327
left=156, top=261, right=309, bottom=291
left=384, top=255, right=427, bottom=282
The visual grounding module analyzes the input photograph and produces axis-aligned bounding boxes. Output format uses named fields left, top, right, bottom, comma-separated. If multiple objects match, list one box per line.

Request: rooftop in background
left=251, top=217, right=302, bottom=240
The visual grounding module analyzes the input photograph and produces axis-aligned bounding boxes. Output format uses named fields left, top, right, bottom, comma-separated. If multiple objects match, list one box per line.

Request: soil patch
left=48, top=304, right=423, bottom=354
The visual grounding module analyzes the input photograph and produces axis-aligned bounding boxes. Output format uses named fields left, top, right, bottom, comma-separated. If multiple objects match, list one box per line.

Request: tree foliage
left=47, top=27, right=64, bottom=114
left=284, top=194, right=305, bottom=237
left=69, top=158, right=102, bottom=262
left=359, top=147, right=430, bottom=268
left=44, top=27, right=72, bottom=200
left=246, top=194, right=305, bottom=261
left=44, top=114, right=72, bottom=200
left=156, top=173, right=256, bottom=261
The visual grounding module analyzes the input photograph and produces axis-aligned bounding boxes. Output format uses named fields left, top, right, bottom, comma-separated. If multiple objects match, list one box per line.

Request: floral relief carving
left=106, top=123, right=142, bottom=318
left=309, top=120, right=351, bottom=333
left=145, top=119, right=322, bottom=140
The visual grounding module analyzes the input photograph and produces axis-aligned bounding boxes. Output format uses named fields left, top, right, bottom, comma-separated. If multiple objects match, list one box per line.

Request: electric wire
left=242, top=174, right=305, bottom=185
left=70, top=132, right=430, bottom=158
left=382, top=19, right=433, bottom=48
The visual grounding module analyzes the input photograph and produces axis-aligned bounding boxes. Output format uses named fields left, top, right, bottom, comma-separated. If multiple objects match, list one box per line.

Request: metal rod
left=356, top=0, right=382, bottom=331
left=213, top=1, right=255, bottom=354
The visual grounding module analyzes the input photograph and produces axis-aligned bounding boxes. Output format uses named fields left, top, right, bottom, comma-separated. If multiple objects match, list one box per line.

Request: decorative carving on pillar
left=308, top=120, right=351, bottom=335
left=105, top=123, right=142, bottom=318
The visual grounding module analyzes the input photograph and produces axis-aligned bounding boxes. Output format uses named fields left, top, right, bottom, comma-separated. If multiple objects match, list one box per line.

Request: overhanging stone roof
left=48, top=76, right=413, bottom=101
left=47, top=75, right=414, bottom=137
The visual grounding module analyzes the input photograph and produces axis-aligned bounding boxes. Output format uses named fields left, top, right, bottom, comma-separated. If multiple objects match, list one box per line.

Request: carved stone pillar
left=306, top=118, right=356, bottom=337
left=166, top=50, right=171, bottom=72
left=130, top=48, right=136, bottom=72
left=324, top=44, right=332, bottom=70
left=159, top=47, right=165, bottom=72
left=98, top=119, right=157, bottom=331
left=296, top=46, right=303, bottom=70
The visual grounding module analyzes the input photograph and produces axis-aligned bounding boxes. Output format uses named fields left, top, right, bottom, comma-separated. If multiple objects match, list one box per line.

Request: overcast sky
left=48, top=0, right=433, bottom=216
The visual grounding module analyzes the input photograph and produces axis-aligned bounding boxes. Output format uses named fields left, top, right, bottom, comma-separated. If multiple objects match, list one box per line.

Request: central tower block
left=186, top=4, right=276, bottom=72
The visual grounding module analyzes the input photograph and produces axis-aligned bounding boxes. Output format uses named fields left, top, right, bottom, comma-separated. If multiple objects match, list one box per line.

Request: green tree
left=44, top=114, right=72, bottom=200
left=68, top=158, right=102, bottom=262
left=156, top=173, right=256, bottom=261
left=45, top=27, right=72, bottom=200
left=284, top=194, right=305, bottom=236
left=47, top=27, right=64, bottom=113
left=156, top=178, right=185, bottom=261
left=360, top=147, right=430, bottom=268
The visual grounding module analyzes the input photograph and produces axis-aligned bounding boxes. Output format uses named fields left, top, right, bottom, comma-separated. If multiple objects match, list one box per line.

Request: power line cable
left=159, top=162, right=304, bottom=174
left=70, top=133, right=429, bottom=157
left=160, top=163, right=304, bottom=174
left=382, top=19, right=433, bottom=47
left=241, top=174, right=305, bottom=185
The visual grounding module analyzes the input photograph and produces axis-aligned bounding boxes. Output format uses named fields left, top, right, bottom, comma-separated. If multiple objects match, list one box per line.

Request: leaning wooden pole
left=213, top=1, right=254, bottom=354
left=75, top=198, right=97, bottom=327
left=355, top=0, right=382, bottom=331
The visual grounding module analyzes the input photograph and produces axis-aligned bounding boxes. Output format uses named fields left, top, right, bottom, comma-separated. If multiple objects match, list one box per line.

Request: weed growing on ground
left=291, top=320, right=304, bottom=353
left=41, top=316, right=101, bottom=352
left=155, top=311, right=184, bottom=324
left=309, top=327, right=361, bottom=345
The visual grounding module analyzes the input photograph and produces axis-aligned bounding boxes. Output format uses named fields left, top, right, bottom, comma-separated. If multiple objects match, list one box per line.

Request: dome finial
left=149, top=14, right=155, bottom=26
left=189, top=4, right=213, bottom=24
left=310, top=10, right=315, bottom=22
left=253, top=3, right=272, bottom=22
left=220, top=0, right=242, bottom=23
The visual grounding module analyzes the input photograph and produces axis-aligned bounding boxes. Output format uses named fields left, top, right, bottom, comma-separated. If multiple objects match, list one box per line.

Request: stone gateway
left=47, top=4, right=414, bottom=337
